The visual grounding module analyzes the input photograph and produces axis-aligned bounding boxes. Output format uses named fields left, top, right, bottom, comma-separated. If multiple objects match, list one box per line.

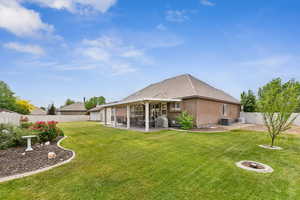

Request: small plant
left=31, top=121, right=64, bottom=142
left=20, top=122, right=33, bottom=129
left=176, top=111, right=194, bottom=130
left=0, top=124, right=33, bottom=149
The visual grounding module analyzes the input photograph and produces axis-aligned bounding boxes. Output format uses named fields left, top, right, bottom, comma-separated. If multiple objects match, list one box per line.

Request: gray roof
left=123, top=74, right=240, bottom=104
left=30, top=107, right=47, bottom=115
left=58, top=102, right=87, bottom=112
left=0, top=108, right=18, bottom=113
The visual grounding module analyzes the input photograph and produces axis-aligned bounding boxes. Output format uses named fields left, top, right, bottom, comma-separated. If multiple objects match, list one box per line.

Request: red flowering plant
left=30, top=121, right=64, bottom=142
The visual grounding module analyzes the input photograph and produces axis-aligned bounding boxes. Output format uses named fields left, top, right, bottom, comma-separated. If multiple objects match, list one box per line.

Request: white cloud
left=56, top=65, right=97, bottom=71
left=0, top=0, right=53, bottom=37
left=79, top=35, right=146, bottom=75
left=156, top=24, right=167, bottom=31
left=121, top=49, right=144, bottom=58
left=165, top=10, right=189, bottom=23
left=111, top=63, right=136, bottom=75
left=83, top=47, right=111, bottom=61
left=26, top=0, right=117, bottom=14
left=200, top=0, right=216, bottom=6
left=3, top=42, right=45, bottom=55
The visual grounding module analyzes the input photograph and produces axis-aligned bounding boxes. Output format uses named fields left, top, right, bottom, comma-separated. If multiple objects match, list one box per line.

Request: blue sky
left=1, top=0, right=300, bottom=107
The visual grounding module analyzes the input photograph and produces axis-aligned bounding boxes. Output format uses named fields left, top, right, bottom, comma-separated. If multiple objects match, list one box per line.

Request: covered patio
left=102, top=98, right=181, bottom=132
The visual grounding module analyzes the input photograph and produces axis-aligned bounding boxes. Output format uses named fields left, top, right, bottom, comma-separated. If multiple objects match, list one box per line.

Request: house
left=0, top=108, right=18, bottom=114
left=30, top=107, right=47, bottom=115
left=89, top=74, right=241, bottom=131
left=57, top=102, right=87, bottom=115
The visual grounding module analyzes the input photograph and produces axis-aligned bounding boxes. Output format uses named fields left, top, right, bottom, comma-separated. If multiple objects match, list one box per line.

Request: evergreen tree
left=48, top=104, right=56, bottom=115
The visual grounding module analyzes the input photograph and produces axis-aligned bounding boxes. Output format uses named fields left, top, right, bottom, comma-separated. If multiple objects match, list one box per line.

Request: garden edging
left=0, top=136, right=75, bottom=183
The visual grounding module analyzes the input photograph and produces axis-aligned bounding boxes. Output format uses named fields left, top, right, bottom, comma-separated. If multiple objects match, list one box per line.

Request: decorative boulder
left=48, top=152, right=56, bottom=159
left=45, top=141, right=50, bottom=146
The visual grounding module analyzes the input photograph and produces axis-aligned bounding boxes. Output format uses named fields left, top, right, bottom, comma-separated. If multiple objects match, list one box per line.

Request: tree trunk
left=271, top=136, right=275, bottom=147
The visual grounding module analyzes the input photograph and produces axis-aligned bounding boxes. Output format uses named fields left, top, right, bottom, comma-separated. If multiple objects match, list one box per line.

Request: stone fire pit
left=236, top=160, right=273, bottom=173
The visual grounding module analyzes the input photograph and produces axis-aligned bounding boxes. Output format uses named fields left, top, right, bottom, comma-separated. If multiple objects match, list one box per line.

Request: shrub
left=20, top=122, right=33, bottom=129
left=176, top=111, right=194, bottom=130
left=31, top=121, right=64, bottom=142
left=0, top=124, right=34, bottom=149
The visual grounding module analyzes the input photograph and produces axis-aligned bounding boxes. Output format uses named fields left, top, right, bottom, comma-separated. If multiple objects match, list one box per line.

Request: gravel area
left=0, top=137, right=73, bottom=178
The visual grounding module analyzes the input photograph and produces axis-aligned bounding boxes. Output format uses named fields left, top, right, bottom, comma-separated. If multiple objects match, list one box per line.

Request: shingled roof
left=123, top=74, right=240, bottom=104
left=58, top=102, right=87, bottom=112
left=30, top=107, right=47, bottom=115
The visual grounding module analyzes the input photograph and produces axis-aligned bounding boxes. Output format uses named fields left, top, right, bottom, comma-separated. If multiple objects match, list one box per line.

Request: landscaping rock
left=45, top=141, right=50, bottom=146
left=48, top=152, right=56, bottom=159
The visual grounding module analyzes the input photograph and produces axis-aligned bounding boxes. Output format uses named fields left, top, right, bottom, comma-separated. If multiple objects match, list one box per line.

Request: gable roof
left=123, top=74, right=240, bottom=104
left=30, top=107, right=47, bottom=115
left=58, top=102, right=87, bottom=112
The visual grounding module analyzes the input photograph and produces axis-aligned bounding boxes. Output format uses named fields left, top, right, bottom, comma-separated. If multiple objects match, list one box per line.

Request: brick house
left=89, top=74, right=240, bottom=131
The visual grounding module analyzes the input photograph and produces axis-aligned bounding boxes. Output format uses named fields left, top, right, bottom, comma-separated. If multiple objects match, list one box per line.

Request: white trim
left=100, top=98, right=182, bottom=108
left=0, top=136, right=75, bottom=183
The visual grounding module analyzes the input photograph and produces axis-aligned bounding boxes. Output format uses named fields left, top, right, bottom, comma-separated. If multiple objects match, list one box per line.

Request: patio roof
left=88, top=98, right=181, bottom=112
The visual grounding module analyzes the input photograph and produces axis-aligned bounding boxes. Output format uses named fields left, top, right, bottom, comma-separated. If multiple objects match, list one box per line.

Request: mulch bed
left=242, top=161, right=265, bottom=169
left=172, top=127, right=226, bottom=132
left=0, top=136, right=73, bottom=178
left=189, top=127, right=226, bottom=132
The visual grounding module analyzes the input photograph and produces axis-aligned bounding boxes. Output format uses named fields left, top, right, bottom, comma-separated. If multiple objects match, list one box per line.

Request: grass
left=1, top=121, right=300, bottom=200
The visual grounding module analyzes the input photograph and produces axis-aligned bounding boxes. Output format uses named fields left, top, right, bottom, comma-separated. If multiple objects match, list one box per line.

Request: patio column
left=113, top=107, right=117, bottom=127
left=145, top=102, right=149, bottom=132
left=127, top=105, right=130, bottom=129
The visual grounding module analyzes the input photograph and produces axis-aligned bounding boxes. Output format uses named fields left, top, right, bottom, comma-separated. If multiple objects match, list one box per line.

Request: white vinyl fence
left=0, top=112, right=21, bottom=126
left=240, top=112, right=300, bottom=126
left=0, top=111, right=89, bottom=125
left=26, top=115, right=89, bottom=123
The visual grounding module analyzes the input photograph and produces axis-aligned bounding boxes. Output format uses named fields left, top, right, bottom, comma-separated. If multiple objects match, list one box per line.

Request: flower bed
left=0, top=136, right=73, bottom=178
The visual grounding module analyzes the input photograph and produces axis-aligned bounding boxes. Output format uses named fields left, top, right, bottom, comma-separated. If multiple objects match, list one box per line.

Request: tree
left=0, top=81, right=17, bottom=111
left=85, top=96, right=106, bottom=110
left=40, top=107, right=46, bottom=111
left=14, top=99, right=35, bottom=115
left=65, top=99, right=75, bottom=106
left=240, top=90, right=257, bottom=112
left=258, top=78, right=300, bottom=147
left=47, top=104, right=56, bottom=115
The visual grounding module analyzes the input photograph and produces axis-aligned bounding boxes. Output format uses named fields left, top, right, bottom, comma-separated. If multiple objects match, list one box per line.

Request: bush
left=20, top=122, right=33, bottom=129
left=0, top=124, right=34, bottom=149
left=176, top=111, right=194, bottom=130
left=31, top=121, right=64, bottom=142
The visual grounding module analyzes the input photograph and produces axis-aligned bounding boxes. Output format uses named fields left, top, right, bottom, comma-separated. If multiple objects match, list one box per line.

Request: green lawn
left=1, top=122, right=300, bottom=200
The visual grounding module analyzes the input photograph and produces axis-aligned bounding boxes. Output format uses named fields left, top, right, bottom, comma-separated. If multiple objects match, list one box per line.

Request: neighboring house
left=89, top=74, right=241, bottom=131
left=0, top=108, right=18, bottom=114
left=57, top=102, right=87, bottom=115
left=30, top=107, right=47, bottom=115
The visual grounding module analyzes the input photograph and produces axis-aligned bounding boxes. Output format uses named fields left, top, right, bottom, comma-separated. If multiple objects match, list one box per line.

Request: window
left=170, top=102, right=181, bottom=112
left=222, top=104, right=228, bottom=117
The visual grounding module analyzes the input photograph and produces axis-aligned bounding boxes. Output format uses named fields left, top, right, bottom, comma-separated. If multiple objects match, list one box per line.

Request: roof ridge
left=185, top=74, right=197, bottom=96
